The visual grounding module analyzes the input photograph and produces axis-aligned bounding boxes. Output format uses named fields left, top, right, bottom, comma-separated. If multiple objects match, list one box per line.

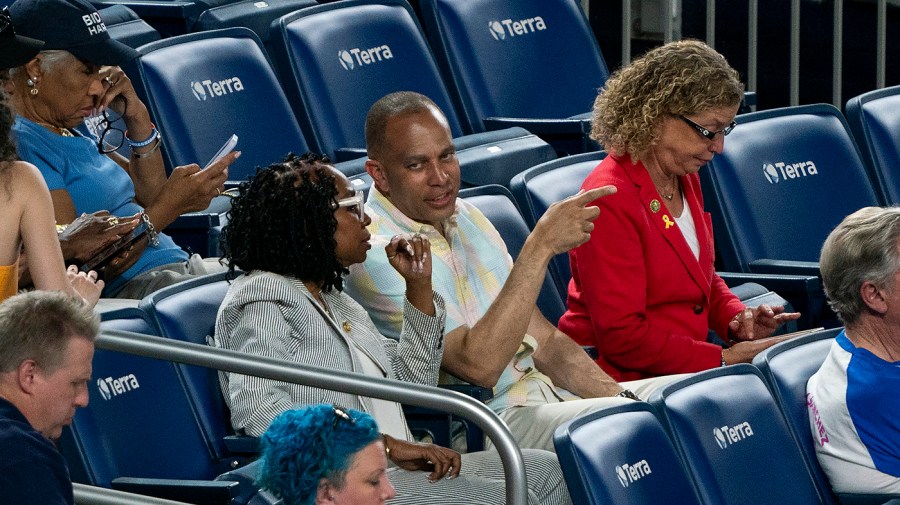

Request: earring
left=26, top=77, right=38, bottom=96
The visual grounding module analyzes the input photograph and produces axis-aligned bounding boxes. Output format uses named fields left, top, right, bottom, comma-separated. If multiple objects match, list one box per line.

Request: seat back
left=509, top=150, right=605, bottom=295
left=651, top=364, right=824, bottom=505
left=753, top=328, right=843, bottom=505
left=553, top=402, right=703, bottom=505
left=100, top=5, right=162, bottom=48
left=459, top=185, right=565, bottom=323
left=131, top=28, right=309, bottom=183
left=140, top=271, right=237, bottom=464
left=419, top=0, right=609, bottom=132
left=702, top=104, right=881, bottom=273
left=269, top=0, right=463, bottom=159
left=193, top=0, right=316, bottom=44
left=845, top=85, right=900, bottom=203
left=60, top=315, right=222, bottom=487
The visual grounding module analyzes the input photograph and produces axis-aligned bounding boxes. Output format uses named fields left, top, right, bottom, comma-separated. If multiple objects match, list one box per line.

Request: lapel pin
left=650, top=199, right=661, bottom=213
left=662, top=215, right=675, bottom=229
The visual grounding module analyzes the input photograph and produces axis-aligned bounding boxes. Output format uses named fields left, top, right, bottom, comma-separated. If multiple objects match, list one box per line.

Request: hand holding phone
left=204, top=134, right=238, bottom=170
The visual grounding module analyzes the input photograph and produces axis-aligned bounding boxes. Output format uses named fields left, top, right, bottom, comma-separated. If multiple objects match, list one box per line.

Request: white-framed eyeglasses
left=335, top=190, right=366, bottom=221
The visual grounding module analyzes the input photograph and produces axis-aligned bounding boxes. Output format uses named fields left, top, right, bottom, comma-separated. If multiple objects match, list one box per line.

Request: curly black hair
left=221, top=152, right=348, bottom=292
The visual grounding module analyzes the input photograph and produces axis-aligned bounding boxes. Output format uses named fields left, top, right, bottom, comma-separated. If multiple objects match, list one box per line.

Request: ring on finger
left=106, top=216, right=119, bottom=227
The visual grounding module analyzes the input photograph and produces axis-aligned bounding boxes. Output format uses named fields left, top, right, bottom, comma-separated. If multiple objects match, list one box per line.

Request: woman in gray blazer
left=214, top=153, right=570, bottom=505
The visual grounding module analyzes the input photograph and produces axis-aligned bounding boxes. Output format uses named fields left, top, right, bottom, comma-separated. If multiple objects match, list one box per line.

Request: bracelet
left=56, top=223, right=68, bottom=234
left=382, top=434, right=391, bottom=458
left=131, top=136, right=162, bottom=159
left=126, top=123, right=158, bottom=148
left=140, top=211, right=160, bottom=247
left=615, top=389, right=640, bottom=401
left=721, top=349, right=727, bottom=367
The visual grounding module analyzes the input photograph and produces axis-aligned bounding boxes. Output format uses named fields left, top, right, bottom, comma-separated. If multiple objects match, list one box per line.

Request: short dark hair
left=365, top=91, right=442, bottom=161
left=0, top=291, right=99, bottom=373
left=221, top=152, right=348, bottom=292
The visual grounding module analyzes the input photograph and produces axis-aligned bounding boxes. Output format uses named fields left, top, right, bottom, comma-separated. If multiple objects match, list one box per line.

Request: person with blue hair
left=258, top=404, right=396, bottom=505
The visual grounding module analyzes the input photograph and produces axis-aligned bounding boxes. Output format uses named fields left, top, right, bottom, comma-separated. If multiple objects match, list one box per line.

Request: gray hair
left=0, top=291, right=99, bottom=373
left=820, top=206, right=900, bottom=327
left=364, top=91, right=444, bottom=161
left=8, top=50, right=74, bottom=79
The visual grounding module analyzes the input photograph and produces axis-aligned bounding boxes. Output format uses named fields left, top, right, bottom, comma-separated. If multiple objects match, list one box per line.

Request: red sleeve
left=708, top=272, right=745, bottom=341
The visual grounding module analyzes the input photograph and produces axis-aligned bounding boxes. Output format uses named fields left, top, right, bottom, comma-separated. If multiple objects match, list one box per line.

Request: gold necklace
left=656, top=179, right=677, bottom=200
left=32, top=120, right=74, bottom=137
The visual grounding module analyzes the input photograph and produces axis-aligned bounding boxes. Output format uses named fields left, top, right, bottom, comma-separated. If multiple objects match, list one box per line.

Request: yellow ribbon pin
left=663, top=215, right=674, bottom=229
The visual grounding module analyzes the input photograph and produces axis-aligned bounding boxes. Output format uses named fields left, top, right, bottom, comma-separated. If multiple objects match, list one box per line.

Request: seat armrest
left=837, top=493, right=900, bottom=505
left=111, top=477, right=239, bottom=504
left=440, top=383, right=494, bottom=402
left=223, top=435, right=260, bottom=455
left=747, top=259, right=821, bottom=277
left=717, top=272, right=825, bottom=329
left=333, top=147, right=367, bottom=163
left=482, top=117, right=598, bottom=155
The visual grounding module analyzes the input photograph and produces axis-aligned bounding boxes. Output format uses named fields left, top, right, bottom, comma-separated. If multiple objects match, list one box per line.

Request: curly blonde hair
left=591, top=39, right=744, bottom=158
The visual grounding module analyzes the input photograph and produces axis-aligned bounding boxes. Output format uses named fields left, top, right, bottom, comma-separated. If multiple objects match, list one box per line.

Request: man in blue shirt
left=0, top=291, right=99, bottom=504
left=809, top=206, right=900, bottom=495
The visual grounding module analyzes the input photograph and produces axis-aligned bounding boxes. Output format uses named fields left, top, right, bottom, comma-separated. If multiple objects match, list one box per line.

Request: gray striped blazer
left=212, top=270, right=446, bottom=437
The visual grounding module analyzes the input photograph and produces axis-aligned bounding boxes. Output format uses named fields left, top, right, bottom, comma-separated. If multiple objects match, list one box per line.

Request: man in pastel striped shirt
left=346, top=91, right=677, bottom=452
left=808, top=206, right=900, bottom=496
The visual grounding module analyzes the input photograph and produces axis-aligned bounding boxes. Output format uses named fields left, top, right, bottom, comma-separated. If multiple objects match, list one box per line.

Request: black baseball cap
left=9, top=0, right=139, bottom=66
left=0, top=6, right=44, bottom=69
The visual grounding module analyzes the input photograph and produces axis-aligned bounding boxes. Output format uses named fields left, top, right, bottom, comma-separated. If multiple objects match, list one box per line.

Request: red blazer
left=558, top=155, right=744, bottom=381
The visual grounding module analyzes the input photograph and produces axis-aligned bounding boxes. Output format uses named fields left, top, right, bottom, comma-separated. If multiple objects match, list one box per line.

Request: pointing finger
left=572, top=185, right=617, bottom=205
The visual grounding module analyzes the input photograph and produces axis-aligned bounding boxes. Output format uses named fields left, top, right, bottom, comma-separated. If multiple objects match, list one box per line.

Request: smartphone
left=204, top=134, right=239, bottom=170
left=80, top=222, right=150, bottom=273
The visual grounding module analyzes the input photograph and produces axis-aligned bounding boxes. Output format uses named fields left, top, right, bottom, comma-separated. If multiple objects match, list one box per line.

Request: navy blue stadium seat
left=651, top=364, right=825, bottom=505
left=701, top=104, right=882, bottom=278
left=753, top=329, right=843, bottom=505
left=845, top=85, right=900, bottom=204
left=268, top=0, right=555, bottom=183
left=193, top=0, right=317, bottom=45
left=138, top=272, right=261, bottom=459
left=269, top=0, right=462, bottom=160
left=419, top=0, right=608, bottom=155
left=459, top=185, right=565, bottom=324
left=131, top=27, right=309, bottom=184
left=554, top=402, right=703, bottom=505
left=509, top=151, right=604, bottom=295
left=99, top=5, right=161, bottom=49
left=58, top=309, right=250, bottom=504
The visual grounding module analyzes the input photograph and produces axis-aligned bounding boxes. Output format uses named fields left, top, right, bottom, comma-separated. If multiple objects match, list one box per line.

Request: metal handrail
left=92, top=330, right=528, bottom=505
left=74, top=484, right=190, bottom=505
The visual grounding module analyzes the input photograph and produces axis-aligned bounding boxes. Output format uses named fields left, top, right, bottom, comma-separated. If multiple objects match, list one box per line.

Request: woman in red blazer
left=557, top=40, right=799, bottom=381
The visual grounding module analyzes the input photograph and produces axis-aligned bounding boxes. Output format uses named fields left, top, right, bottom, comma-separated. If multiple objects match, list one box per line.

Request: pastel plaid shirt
left=346, top=187, right=578, bottom=413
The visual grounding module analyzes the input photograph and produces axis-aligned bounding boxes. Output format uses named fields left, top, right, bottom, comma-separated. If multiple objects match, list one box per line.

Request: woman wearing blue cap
left=6, top=0, right=238, bottom=298
left=0, top=6, right=103, bottom=305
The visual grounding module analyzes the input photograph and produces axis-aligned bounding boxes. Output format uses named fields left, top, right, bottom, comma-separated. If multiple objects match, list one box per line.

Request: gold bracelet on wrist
left=382, top=434, right=391, bottom=457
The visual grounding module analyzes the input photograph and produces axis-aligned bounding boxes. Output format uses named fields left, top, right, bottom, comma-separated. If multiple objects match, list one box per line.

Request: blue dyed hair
left=257, top=404, right=381, bottom=505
